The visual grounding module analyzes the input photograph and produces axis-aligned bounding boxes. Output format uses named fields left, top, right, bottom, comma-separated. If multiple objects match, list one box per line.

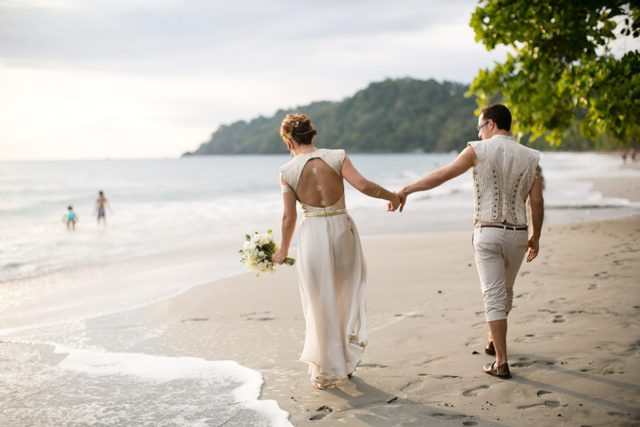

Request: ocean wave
left=0, top=341, right=292, bottom=426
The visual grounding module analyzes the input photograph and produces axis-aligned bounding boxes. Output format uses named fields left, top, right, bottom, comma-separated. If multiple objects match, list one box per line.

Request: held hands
left=387, top=192, right=402, bottom=212
left=398, top=191, right=407, bottom=212
left=526, top=236, right=539, bottom=262
left=387, top=191, right=407, bottom=212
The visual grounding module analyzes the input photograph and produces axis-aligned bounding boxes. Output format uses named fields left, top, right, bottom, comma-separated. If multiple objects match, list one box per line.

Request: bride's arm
left=342, top=156, right=400, bottom=208
left=272, top=178, right=297, bottom=264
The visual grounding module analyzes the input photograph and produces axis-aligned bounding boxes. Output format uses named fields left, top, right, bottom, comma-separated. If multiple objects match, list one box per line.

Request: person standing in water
left=63, top=206, right=78, bottom=231
left=95, top=191, right=112, bottom=227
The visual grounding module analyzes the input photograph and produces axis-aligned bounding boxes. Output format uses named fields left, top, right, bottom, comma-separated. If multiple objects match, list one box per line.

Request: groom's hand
left=526, top=236, right=539, bottom=262
left=398, top=190, right=407, bottom=212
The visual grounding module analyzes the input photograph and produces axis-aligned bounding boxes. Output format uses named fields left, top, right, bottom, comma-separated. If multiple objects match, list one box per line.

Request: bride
left=272, top=113, right=400, bottom=389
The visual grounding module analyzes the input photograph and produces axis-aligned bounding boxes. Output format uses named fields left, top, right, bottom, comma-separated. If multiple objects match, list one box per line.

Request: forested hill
left=184, top=78, right=480, bottom=155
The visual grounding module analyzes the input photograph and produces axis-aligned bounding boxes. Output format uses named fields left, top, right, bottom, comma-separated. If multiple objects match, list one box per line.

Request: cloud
left=0, top=0, right=479, bottom=72
left=0, top=0, right=507, bottom=159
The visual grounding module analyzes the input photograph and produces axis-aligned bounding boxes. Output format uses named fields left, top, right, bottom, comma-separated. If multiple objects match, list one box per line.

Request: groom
left=395, top=104, right=544, bottom=379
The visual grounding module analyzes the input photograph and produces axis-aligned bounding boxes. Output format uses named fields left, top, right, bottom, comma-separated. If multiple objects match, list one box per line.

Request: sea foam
left=1, top=341, right=292, bottom=427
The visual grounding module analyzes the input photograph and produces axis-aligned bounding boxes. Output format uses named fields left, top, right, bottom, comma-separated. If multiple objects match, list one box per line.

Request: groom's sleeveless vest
left=468, top=135, right=540, bottom=226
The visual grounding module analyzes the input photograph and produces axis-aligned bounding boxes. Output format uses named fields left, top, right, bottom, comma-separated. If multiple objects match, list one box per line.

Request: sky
left=0, top=0, right=511, bottom=160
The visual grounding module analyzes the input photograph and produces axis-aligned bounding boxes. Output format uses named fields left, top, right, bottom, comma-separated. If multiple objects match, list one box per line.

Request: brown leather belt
left=480, top=224, right=528, bottom=231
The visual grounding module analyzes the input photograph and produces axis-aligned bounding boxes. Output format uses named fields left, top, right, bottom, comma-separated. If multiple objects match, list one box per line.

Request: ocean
left=1, top=152, right=638, bottom=425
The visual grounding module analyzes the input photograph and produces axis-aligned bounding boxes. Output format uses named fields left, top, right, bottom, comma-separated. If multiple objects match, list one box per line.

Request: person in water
left=64, top=206, right=79, bottom=231
left=95, top=191, right=112, bottom=227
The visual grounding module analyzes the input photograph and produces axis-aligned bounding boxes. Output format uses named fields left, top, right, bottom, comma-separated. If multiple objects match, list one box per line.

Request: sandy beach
left=87, top=175, right=640, bottom=425
left=3, top=160, right=638, bottom=426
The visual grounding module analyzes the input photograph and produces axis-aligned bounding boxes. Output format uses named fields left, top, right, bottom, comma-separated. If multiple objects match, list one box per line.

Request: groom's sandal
left=483, top=362, right=511, bottom=379
left=485, top=340, right=496, bottom=356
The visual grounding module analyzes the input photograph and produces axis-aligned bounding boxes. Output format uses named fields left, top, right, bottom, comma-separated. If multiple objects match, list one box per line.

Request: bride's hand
left=387, top=192, right=402, bottom=212
left=272, top=249, right=288, bottom=265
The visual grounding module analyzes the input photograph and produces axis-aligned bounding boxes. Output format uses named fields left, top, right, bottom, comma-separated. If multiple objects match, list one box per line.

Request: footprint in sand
left=628, top=339, right=640, bottom=352
left=517, top=400, right=560, bottom=409
left=511, top=359, right=555, bottom=368
left=431, top=413, right=476, bottom=422
left=241, top=311, right=273, bottom=321
left=359, top=363, right=389, bottom=369
left=309, top=405, right=332, bottom=421
left=463, top=385, right=489, bottom=397
left=180, top=317, right=209, bottom=323
left=400, top=380, right=423, bottom=392
left=419, top=356, right=448, bottom=366
left=514, top=334, right=536, bottom=343
left=465, top=337, right=481, bottom=347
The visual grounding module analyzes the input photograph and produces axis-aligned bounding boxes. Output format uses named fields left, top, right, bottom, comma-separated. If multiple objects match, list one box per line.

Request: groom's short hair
left=481, top=104, right=512, bottom=131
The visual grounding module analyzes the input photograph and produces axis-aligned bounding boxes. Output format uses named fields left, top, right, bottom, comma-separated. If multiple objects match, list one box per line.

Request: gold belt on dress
left=303, top=208, right=347, bottom=218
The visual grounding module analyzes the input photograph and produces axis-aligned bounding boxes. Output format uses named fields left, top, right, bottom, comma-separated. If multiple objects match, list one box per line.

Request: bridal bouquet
left=239, top=230, right=295, bottom=275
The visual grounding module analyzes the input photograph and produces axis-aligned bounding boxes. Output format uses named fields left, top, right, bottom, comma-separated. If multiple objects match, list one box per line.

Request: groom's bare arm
left=526, top=166, right=544, bottom=262
left=398, top=147, right=477, bottom=211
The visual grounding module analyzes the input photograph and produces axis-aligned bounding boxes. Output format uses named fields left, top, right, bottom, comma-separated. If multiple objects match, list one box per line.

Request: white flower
left=240, top=230, right=280, bottom=275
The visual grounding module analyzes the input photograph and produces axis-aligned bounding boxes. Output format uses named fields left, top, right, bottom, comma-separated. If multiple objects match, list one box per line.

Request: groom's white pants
left=473, top=227, right=529, bottom=322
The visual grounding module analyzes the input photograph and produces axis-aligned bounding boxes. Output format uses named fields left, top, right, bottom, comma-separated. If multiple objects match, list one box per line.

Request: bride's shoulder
left=279, top=162, right=292, bottom=178
left=320, top=148, right=345, bottom=158
left=279, top=156, right=298, bottom=170
left=323, top=149, right=346, bottom=164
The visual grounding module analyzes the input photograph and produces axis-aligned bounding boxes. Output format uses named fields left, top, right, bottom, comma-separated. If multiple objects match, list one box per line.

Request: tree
left=469, top=1, right=640, bottom=148
left=184, top=79, right=479, bottom=155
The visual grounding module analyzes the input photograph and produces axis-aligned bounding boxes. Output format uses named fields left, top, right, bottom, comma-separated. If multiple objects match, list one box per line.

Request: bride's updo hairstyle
left=280, top=113, right=317, bottom=146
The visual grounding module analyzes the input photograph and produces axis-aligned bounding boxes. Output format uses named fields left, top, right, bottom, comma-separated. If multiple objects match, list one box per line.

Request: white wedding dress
left=280, top=148, right=367, bottom=388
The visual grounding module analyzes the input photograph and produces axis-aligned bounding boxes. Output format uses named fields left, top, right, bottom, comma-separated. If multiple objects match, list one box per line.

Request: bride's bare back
left=295, top=158, right=344, bottom=208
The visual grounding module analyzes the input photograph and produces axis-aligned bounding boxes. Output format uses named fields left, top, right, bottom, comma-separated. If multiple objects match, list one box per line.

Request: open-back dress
left=279, top=148, right=367, bottom=388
